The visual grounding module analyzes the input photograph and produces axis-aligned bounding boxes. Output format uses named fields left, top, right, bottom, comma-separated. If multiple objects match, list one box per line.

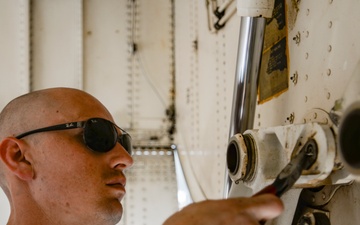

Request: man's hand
left=163, top=194, right=283, bottom=225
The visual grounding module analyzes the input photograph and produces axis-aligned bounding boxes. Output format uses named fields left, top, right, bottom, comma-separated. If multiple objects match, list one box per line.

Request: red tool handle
left=252, top=184, right=277, bottom=197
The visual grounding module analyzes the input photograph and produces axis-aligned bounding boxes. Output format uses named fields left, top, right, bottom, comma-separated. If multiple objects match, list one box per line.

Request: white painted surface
left=0, top=0, right=30, bottom=107
left=174, top=0, right=360, bottom=224
left=174, top=0, right=240, bottom=201
left=31, top=0, right=83, bottom=90
left=83, top=0, right=173, bottom=131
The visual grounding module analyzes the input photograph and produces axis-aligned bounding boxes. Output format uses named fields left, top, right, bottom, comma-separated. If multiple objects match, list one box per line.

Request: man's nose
left=110, top=143, right=134, bottom=170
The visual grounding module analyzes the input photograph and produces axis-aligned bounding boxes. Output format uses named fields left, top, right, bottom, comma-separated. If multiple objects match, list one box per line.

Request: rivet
left=293, top=32, right=301, bottom=45
left=329, top=0, right=333, bottom=3
left=291, top=71, right=298, bottom=84
left=306, top=31, right=309, bottom=38
left=329, top=21, right=333, bottom=28
left=328, top=45, right=332, bottom=52
left=305, top=74, right=309, bottom=80
left=305, top=52, right=309, bottom=59
left=327, top=69, right=331, bottom=76
left=327, top=92, right=331, bottom=99
left=289, top=113, right=295, bottom=124
left=313, top=113, right=317, bottom=119
left=306, top=9, right=310, bottom=16
left=305, top=96, right=308, bottom=102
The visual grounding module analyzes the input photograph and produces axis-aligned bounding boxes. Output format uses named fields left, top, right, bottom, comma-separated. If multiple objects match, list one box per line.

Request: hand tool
left=253, top=138, right=318, bottom=224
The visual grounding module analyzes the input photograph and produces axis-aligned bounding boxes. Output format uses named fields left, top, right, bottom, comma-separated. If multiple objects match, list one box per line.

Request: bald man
left=0, top=87, right=283, bottom=225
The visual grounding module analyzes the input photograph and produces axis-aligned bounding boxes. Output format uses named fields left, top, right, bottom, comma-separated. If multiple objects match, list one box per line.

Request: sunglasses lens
left=118, top=134, right=132, bottom=155
left=84, top=118, right=117, bottom=152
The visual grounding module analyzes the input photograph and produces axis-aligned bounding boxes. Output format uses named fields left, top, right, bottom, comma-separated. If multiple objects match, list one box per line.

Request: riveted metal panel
left=118, top=148, right=178, bottom=225
left=83, top=0, right=174, bottom=134
left=82, top=0, right=130, bottom=126
left=0, top=0, right=176, bottom=224
left=3, top=0, right=360, bottom=224
left=0, top=0, right=30, bottom=109
left=0, top=1, right=30, bottom=223
left=31, top=0, right=83, bottom=90
left=175, top=0, right=240, bottom=200
left=175, top=0, right=360, bottom=224
left=255, top=0, right=360, bottom=129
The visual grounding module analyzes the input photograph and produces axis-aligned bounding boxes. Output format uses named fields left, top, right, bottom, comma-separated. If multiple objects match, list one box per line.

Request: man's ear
left=0, top=137, right=34, bottom=181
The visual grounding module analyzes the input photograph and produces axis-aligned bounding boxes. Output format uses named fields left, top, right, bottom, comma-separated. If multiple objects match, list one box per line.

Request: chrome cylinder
left=224, top=16, right=266, bottom=197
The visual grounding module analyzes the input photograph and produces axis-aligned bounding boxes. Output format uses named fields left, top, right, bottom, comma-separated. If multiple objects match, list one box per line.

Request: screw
left=293, top=32, right=301, bottom=45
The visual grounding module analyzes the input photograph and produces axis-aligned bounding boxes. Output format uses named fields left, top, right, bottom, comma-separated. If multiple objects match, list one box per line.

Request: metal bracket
left=206, top=0, right=236, bottom=32
left=300, top=183, right=351, bottom=207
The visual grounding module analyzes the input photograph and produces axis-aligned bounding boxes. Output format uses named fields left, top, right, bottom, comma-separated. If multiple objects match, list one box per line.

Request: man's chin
left=101, top=200, right=124, bottom=224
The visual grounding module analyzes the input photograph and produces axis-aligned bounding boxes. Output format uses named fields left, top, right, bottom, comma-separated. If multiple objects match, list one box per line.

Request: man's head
left=0, top=87, right=133, bottom=225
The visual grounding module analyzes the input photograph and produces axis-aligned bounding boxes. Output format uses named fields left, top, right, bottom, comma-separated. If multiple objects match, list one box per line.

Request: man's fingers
left=244, top=194, right=284, bottom=221
left=163, top=195, right=284, bottom=225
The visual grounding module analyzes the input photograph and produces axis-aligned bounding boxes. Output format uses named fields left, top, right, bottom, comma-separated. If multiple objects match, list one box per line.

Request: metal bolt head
left=297, top=212, right=315, bottom=225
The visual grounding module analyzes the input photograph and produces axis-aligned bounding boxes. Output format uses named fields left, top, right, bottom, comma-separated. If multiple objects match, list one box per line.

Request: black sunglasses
left=15, top=117, right=132, bottom=155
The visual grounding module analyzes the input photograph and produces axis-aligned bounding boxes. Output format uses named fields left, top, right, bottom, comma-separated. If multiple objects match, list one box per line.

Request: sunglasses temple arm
left=16, top=122, right=84, bottom=139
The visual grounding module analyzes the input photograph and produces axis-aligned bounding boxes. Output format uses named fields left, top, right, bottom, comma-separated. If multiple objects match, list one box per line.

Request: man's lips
left=106, top=178, right=127, bottom=200
left=106, top=177, right=127, bottom=188
left=107, top=183, right=125, bottom=189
